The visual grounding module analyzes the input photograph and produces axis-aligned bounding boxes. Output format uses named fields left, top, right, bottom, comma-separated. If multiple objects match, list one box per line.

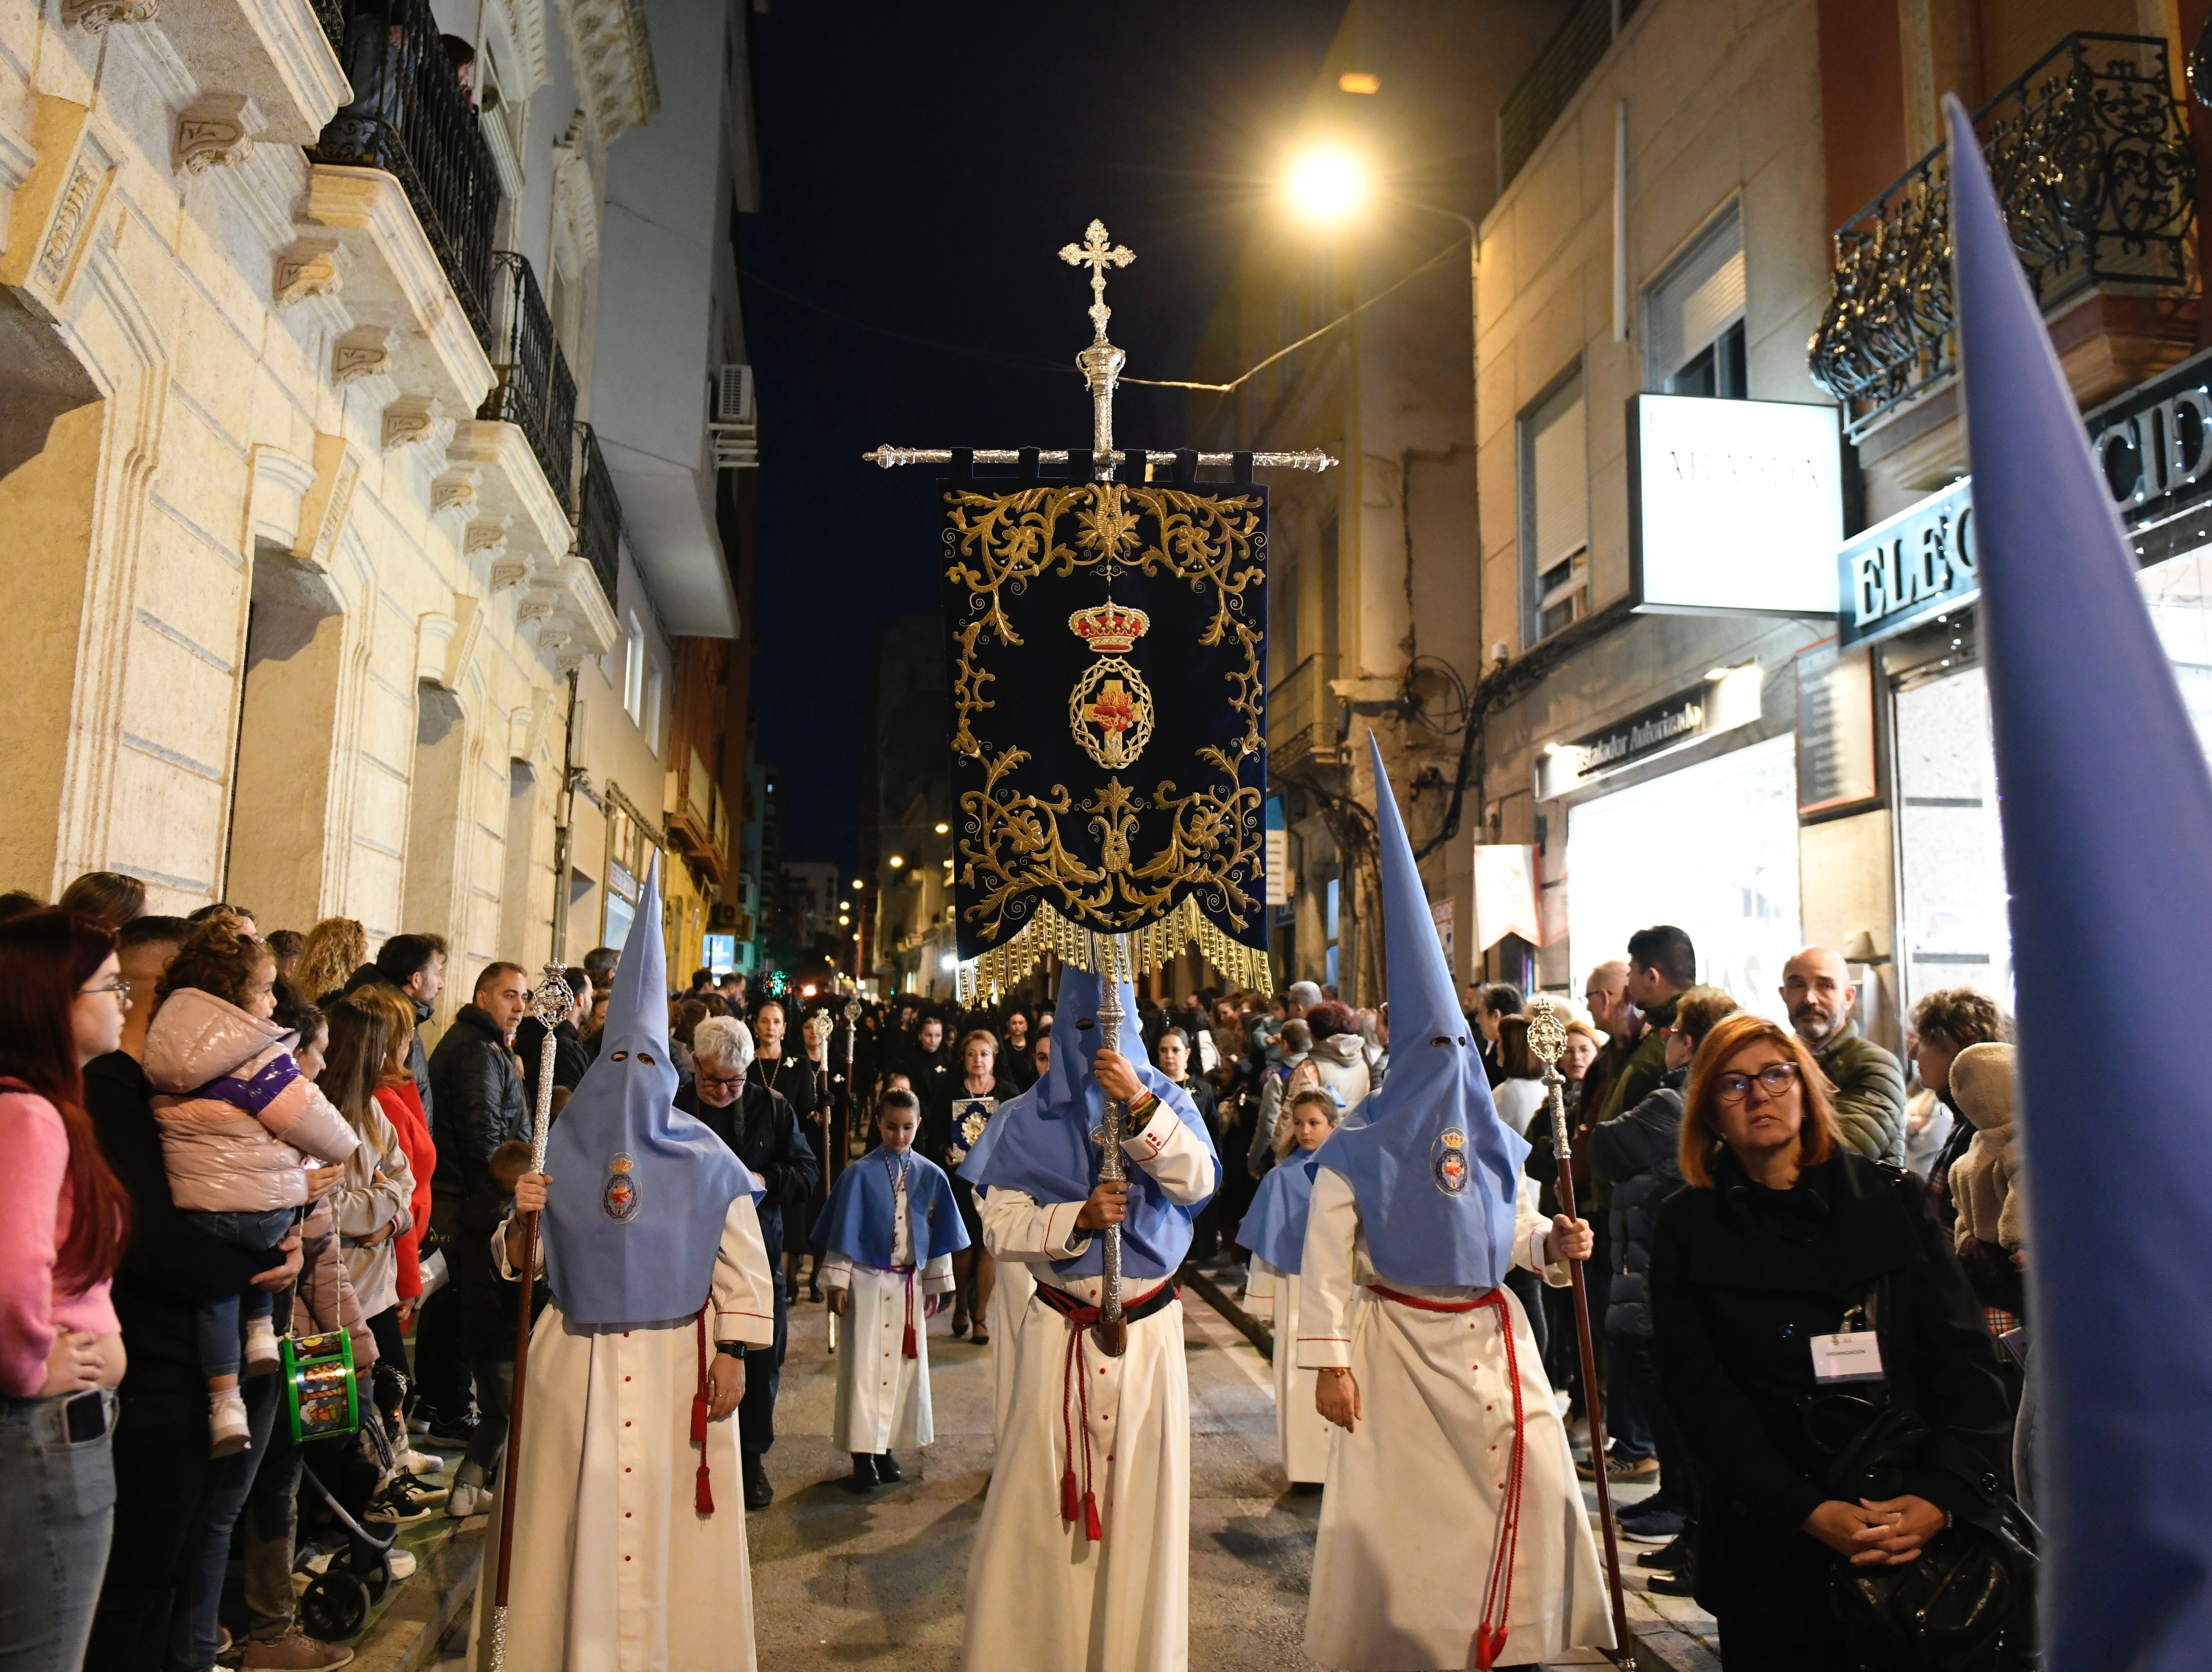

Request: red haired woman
left=0, top=912, right=133, bottom=1671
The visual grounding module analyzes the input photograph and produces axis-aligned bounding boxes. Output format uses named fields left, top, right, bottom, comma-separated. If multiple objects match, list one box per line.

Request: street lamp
left=1286, top=147, right=1366, bottom=223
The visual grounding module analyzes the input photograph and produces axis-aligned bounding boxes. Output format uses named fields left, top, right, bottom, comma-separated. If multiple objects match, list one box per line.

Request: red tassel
left=1474, top=1624, right=1502, bottom=1669
left=903, top=1320, right=917, bottom=1359
left=1060, top=1468, right=1079, bottom=1524
left=1082, top=1490, right=1102, bottom=1543
left=695, top=1459, right=715, bottom=1515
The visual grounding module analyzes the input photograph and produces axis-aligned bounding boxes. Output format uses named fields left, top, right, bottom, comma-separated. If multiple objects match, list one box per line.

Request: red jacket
left=376, top=1082, right=436, bottom=1302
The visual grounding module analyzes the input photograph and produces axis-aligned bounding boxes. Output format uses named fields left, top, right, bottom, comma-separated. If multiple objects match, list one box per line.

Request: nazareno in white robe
left=1297, top=1169, right=1613, bottom=1669
left=960, top=1109, right=1216, bottom=1672
left=1243, top=1256, right=1332, bottom=1486
left=820, top=1159, right=956, bottom=1455
left=984, top=1195, right=1038, bottom=1444
left=468, top=1194, right=778, bottom=1672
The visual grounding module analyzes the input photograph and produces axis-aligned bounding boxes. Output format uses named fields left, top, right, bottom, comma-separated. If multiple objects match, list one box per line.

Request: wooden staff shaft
left=1552, top=1154, right=1635, bottom=1668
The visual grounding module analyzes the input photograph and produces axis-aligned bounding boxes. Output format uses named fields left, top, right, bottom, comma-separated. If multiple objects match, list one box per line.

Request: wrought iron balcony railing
left=1497, top=0, right=1640, bottom=192
left=1268, top=652, right=1343, bottom=769
left=1809, top=32, right=2194, bottom=440
left=480, top=253, right=578, bottom=502
left=574, top=421, right=622, bottom=604
left=309, top=0, right=501, bottom=343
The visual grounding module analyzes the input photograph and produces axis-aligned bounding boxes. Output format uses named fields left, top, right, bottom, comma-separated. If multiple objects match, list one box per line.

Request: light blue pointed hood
left=542, top=857, right=755, bottom=1325
left=1312, top=735, right=1527, bottom=1288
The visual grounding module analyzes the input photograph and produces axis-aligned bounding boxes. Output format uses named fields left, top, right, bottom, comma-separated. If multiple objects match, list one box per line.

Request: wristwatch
left=715, top=1342, right=746, bottom=1360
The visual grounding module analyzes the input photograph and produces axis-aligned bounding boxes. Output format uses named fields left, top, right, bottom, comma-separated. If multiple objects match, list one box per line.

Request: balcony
left=1810, top=33, right=2196, bottom=452
left=668, top=746, right=727, bottom=887
left=1497, top=0, right=1640, bottom=192
left=574, top=422, right=623, bottom=603
left=309, top=0, right=501, bottom=341
left=1268, top=652, right=1344, bottom=772
left=480, top=254, right=578, bottom=505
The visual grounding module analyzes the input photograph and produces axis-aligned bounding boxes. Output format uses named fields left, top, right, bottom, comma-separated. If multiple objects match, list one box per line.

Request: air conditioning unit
left=710, top=363, right=758, bottom=470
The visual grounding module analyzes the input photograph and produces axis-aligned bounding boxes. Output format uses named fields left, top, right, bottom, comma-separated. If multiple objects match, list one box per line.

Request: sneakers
left=366, top=1476, right=443, bottom=1524
left=392, top=1445, right=444, bottom=1478
left=384, top=1546, right=417, bottom=1581
left=244, top=1319, right=282, bottom=1377
left=210, top=1392, right=252, bottom=1457
left=1576, top=1451, right=1659, bottom=1482
left=1648, top=1564, right=1697, bottom=1598
left=1619, top=1502, right=1686, bottom=1541
left=741, top=1451, right=774, bottom=1512
left=242, top=1630, right=353, bottom=1668
left=446, top=1478, right=492, bottom=1518
left=418, top=1411, right=479, bottom=1451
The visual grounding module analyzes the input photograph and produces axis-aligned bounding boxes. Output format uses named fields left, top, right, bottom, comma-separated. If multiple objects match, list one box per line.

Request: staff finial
left=1060, top=219, right=1134, bottom=464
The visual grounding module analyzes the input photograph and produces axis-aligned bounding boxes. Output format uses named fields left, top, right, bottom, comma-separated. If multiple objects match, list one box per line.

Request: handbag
left=415, top=1247, right=450, bottom=1300
left=1813, top=1220, right=2040, bottom=1671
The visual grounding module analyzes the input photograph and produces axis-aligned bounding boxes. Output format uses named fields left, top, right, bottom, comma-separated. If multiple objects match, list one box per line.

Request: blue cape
left=1240, top=1148, right=1320, bottom=1275
left=810, top=1147, right=970, bottom=1267
left=542, top=859, right=757, bottom=1326
left=1315, top=738, right=1527, bottom=1289
left=962, top=967, right=1216, bottom=1282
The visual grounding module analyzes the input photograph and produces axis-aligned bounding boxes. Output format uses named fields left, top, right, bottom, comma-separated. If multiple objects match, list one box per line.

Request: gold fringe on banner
left=956, top=895, right=1275, bottom=1006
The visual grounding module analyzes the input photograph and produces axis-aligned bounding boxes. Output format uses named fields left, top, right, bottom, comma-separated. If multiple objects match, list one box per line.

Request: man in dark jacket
left=84, top=1019, right=300, bottom=1665
left=678, top=1015, right=819, bottom=1509
left=345, top=932, right=446, bottom=1125
left=1606, top=926, right=1694, bottom=1122
left=1781, top=945, right=1908, bottom=1166
left=425, top=961, right=531, bottom=1491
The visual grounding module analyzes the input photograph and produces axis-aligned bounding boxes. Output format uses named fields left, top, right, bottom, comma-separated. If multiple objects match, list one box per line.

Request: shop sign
left=1628, top=393, right=1844, bottom=617
left=1535, top=665, right=1764, bottom=800
left=2085, top=344, right=2212, bottom=522
left=1472, top=849, right=1540, bottom=950
left=1795, top=639, right=1880, bottom=816
left=1264, top=796, right=1289, bottom=908
left=1430, top=895, right=1456, bottom=966
left=1837, top=479, right=1976, bottom=651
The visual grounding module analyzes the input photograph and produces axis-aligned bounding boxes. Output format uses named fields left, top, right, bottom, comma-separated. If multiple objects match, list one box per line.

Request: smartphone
left=63, top=1389, right=108, bottom=1443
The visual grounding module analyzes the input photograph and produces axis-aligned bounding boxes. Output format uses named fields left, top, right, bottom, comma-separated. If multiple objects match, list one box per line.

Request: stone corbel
left=332, top=325, right=392, bottom=388
left=63, top=0, right=157, bottom=30
left=293, top=433, right=363, bottom=571
left=174, top=94, right=262, bottom=175
left=275, top=237, right=343, bottom=307
left=0, top=98, right=118, bottom=319
left=490, top=554, right=532, bottom=591
left=465, top=515, right=512, bottom=561
left=381, top=395, right=445, bottom=454
left=515, top=594, right=557, bottom=627
left=431, top=467, right=479, bottom=521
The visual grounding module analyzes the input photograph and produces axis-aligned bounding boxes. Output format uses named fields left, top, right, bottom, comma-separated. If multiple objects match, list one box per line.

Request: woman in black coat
left=1651, top=1012, right=2012, bottom=1671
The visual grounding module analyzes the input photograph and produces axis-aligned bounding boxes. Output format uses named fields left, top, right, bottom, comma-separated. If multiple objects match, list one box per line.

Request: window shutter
left=1531, top=380, right=1588, bottom=570
left=1646, top=207, right=1746, bottom=391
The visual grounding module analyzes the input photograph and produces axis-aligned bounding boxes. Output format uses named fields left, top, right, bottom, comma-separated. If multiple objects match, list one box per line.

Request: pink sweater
left=0, top=1089, right=119, bottom=1398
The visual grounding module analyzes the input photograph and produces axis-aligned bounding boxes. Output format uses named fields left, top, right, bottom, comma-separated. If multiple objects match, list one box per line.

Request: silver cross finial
left=1060, top=219, right=1134, bottom=343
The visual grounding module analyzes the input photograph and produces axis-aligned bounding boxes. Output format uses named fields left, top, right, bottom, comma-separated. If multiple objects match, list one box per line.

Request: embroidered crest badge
left=1067, top=603, right=1155, bottom=769
left=1432, top=1128, right=1469, bottom=1195
left=602, top=1152, right=639, bottom=1223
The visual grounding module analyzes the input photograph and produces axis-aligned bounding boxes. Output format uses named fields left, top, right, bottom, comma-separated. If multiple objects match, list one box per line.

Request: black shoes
left=1638, top=1531, right=1692, bottom=1572
left=1648, top=1560, right=1697, bottom=1597
left=844, top=1454, right=876, bottom=1494
left=742, top=1451, right=774, bottom=1511
left=875, top=1451, right=903, bottom=1482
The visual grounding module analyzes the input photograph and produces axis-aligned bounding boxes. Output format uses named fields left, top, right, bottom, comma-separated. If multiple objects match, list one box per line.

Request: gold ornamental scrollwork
left=944, top=481, right=1269, bottom=998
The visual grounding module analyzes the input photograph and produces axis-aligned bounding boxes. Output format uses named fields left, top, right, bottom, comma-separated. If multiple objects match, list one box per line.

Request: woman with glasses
left=0, top=912, right=133, bottom=1672
left=1649, top=1012, right=2011, bottom=1670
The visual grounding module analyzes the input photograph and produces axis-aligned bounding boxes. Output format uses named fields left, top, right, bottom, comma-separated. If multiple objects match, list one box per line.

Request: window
left=1521, top=371, right=1589, bottom=645
left=623, top=612, right=645, bottom=723
left=1645, top=204, right=1747, bottom=398
left=643, top=660, right=664, bottom=756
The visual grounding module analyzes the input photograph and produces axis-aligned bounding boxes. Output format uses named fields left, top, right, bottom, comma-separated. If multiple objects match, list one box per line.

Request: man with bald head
left=1780, top=945, right=1908, bottom=1164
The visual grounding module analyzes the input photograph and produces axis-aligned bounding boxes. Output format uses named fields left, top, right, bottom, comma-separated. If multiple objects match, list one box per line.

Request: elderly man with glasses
left=677, top=1015, right=820, bottom=1510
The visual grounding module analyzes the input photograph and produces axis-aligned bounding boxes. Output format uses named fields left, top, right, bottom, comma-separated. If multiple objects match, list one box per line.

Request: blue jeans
left=1607, top=1329, right=1679, bottom=1484
left=167, top=1374, right=277, bottom=1671
left=182, top=1209, right=293, bottom=1381
left=0, top=1390, right=116, bottom=1672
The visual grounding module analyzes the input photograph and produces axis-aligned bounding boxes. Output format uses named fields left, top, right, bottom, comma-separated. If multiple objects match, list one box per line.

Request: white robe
left=986, top=1229, right=1037, bottom=1443
left=820, top=1161, right=956, bottom=1455
left=1298, top=1170, right=1613, bottom=1670
left=468, top=1196, right=778, bottom=1672
left=1242, top=1257, right=1332, bottom=1485
left=960, top=1107, right=1217, bottom=1672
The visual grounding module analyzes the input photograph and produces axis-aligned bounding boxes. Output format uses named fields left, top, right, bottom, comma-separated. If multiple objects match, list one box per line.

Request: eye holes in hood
left=1076, top=1018, right=1096, bottom=1031
left=610, top=1050, right=628, bottom=1062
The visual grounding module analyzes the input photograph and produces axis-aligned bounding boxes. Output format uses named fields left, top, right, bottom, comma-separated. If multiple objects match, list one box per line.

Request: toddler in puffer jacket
left=143, top=918, right=359, bottom=1454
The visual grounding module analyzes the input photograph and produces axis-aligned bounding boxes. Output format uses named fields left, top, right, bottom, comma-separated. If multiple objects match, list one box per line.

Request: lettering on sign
left=1836, top=480, right=1976, bottom=651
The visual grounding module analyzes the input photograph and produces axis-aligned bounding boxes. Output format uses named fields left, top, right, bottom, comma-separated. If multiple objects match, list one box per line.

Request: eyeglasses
left=1712, top=1062, right=1801, bottom=1105
left=698, top=1069, right=745, bottom=1090
left=80, top=979, right=131, bottom=1002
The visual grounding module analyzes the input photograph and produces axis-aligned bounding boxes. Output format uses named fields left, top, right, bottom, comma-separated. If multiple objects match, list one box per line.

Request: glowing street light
left=887, top=854, right=905, bottom=868
left=1286, top=148, right=1366, bottom=223
left=933, top=821, right=949, bottom=834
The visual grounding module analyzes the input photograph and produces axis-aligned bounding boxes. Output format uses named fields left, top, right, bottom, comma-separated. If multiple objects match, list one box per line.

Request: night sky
left=740, top=1, right=1348, bottom=877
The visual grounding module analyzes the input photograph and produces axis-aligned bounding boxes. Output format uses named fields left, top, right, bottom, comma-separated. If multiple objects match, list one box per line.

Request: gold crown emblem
left=1068, top=602, right=1151, bottom=655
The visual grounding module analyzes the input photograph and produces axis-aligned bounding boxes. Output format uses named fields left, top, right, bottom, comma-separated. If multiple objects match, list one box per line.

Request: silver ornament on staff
left=1089, top=930, right=1130, bottom=1357
left=489, top=963, right=576, bottom=1671
left=1526, top=998, right=1635, bottom=1671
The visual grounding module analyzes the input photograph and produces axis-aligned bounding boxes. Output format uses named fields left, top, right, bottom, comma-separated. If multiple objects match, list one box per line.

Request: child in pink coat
left=142, top=920, right=357, bottom=1454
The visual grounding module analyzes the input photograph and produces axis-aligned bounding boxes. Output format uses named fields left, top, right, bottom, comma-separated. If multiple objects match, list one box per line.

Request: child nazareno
left=1241, top=1086, right=1341, bottom=1491
left=813, top=1088, right=970, bottom=1492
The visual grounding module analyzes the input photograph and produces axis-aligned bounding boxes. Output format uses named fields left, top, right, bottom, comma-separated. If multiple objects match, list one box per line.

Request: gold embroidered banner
left=941, top=470, right=1270, bottom=999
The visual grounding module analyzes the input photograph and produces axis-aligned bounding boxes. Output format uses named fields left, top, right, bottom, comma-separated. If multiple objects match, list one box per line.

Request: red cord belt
left=855, top=1261, right=922, bottom=1359
left=1366, top=1283, right=1527, bottom=1670
left=1033, top=1279, right=1179, bottom=1543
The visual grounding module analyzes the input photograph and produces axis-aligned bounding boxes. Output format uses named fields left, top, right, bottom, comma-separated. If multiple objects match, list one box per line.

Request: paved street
left=390, top=1279, right=1719, bottom=1671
